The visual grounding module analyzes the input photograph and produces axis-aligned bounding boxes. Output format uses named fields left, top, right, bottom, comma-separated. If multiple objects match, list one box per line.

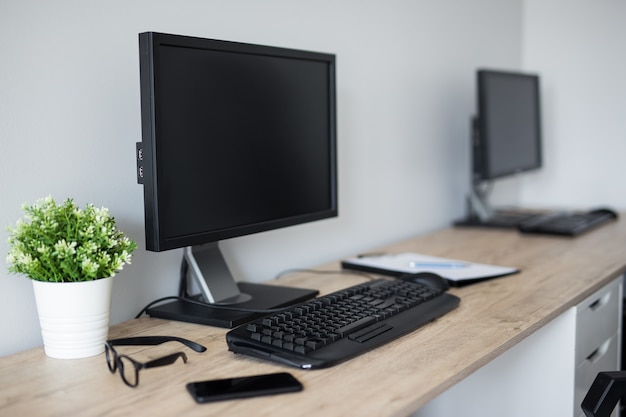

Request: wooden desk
left=2, top=219, right=626, bottom=417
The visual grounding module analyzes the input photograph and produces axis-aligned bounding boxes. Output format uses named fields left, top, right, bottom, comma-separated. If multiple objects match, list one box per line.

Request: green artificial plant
left=6, top=196, right=137, bottom=282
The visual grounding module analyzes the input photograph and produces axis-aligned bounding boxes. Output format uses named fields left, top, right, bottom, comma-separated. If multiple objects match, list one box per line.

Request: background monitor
left=473, top=69, right=542, bottom=182
left=138, top=32, right=337, bottom=327
left=464, top=69, right=543, bottom=222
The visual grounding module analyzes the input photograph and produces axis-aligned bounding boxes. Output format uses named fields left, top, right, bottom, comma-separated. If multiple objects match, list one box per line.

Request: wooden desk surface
left=2, top=218, right=626, bottom=417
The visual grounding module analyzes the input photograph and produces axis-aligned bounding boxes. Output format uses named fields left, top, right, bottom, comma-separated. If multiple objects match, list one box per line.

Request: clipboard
left=341, top=252, right=519, bottom=286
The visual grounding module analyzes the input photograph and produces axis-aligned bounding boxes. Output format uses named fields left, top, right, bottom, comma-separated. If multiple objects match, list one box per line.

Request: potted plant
left=6, top=196, right=137, bottom=359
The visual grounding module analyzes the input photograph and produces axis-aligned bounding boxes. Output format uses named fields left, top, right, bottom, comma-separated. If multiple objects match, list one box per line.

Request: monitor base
left=146, top=282, right=318, bottom=328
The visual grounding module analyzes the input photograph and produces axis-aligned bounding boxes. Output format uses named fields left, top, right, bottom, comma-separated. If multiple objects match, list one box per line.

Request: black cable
left=274, top=268, right=379, bottom=281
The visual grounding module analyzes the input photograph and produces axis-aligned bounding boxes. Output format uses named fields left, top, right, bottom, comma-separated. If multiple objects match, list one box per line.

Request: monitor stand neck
left=184, top=243, right=252, bottom=305
left=468, top=180, right=494, bottom=222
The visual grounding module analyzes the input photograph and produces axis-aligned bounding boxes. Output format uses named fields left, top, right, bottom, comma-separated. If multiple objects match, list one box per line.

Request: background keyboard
left=517, top=208, right=617, bottom=236
left=226, top=278, right=460, bottom=369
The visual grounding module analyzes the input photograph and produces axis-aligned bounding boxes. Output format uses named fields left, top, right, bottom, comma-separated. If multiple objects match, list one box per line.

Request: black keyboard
left=225, top=278, right=460, bottom=369
left=518, top=209, right=618, bottom=236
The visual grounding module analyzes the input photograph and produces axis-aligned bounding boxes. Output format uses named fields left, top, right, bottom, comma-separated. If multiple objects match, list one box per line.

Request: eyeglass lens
left=118, top=355, right=139, bottom=387
left=105, top=344, right=116, bottom=373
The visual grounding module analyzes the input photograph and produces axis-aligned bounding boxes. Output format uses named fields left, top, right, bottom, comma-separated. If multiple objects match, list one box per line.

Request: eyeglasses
left=105, top=336, right=207, bottom=387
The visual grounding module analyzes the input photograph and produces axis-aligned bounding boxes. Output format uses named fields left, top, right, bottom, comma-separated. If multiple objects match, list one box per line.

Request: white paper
left=343, top=252, right=519, bottom=282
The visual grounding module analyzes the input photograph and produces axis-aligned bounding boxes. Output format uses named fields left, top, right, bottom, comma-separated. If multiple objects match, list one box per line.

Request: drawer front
left=575, top=278, right=621, bottom=364
left=574, top=333, right=620, bottom=416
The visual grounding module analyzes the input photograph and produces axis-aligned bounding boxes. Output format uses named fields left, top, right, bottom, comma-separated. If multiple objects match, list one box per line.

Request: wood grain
left=1, top=218, right=625, bottom=416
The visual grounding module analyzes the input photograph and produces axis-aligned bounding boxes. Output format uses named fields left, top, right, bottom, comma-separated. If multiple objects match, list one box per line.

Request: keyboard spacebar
left=334, top=316, right=377, bottom=337
left=348, top=323, right=393, bottom=342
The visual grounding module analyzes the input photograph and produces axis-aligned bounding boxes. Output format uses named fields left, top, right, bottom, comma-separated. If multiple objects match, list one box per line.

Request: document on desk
left=341, top=252, right=519, bottom=286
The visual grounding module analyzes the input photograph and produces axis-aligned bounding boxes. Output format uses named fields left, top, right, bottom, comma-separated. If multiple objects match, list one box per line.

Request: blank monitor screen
left=475, top=69, right=542, bottom=181
left=139, top=32, right=337, bottom=252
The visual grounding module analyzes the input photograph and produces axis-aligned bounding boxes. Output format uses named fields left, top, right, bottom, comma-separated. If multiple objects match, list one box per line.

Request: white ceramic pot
left=32, top=277, right=113, bottom=359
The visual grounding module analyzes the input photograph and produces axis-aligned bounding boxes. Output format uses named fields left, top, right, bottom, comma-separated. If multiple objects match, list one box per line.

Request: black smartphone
left=186, top=372, right=303, bottom=403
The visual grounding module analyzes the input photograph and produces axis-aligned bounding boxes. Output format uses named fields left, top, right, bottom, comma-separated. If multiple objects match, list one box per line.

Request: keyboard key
left=334, top=316, right=377, bottom=337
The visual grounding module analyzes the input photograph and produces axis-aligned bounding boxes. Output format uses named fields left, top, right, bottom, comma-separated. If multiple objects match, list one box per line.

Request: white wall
left=0, top=0, right=524, bottom=357
left=494, top=0, right=626, bottom=211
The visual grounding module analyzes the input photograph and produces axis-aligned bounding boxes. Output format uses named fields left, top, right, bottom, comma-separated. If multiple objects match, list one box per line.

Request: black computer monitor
left=474, top=69, right=542, bottom=181
left=137, top=32, right=337, bottom=327
left=465, top=69, right=542, bottom=221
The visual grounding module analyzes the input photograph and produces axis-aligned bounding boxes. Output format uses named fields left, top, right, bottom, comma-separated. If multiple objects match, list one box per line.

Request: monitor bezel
left=139, top=32, right=338, bottom=252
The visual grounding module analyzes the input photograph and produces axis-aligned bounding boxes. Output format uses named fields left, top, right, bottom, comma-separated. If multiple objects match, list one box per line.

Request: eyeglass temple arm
left=142, top=352, right=188, bottom=370
left=107, top=336, right=207, bottom=352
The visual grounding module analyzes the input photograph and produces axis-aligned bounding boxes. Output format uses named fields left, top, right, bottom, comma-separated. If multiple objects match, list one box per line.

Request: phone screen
left=186, top=372, right=303, bottom=403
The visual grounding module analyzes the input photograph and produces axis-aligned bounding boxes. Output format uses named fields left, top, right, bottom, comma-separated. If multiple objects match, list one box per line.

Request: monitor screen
left=139, top=32, right=338, bottom=252
left=474, top=69, right=542, bottom=181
